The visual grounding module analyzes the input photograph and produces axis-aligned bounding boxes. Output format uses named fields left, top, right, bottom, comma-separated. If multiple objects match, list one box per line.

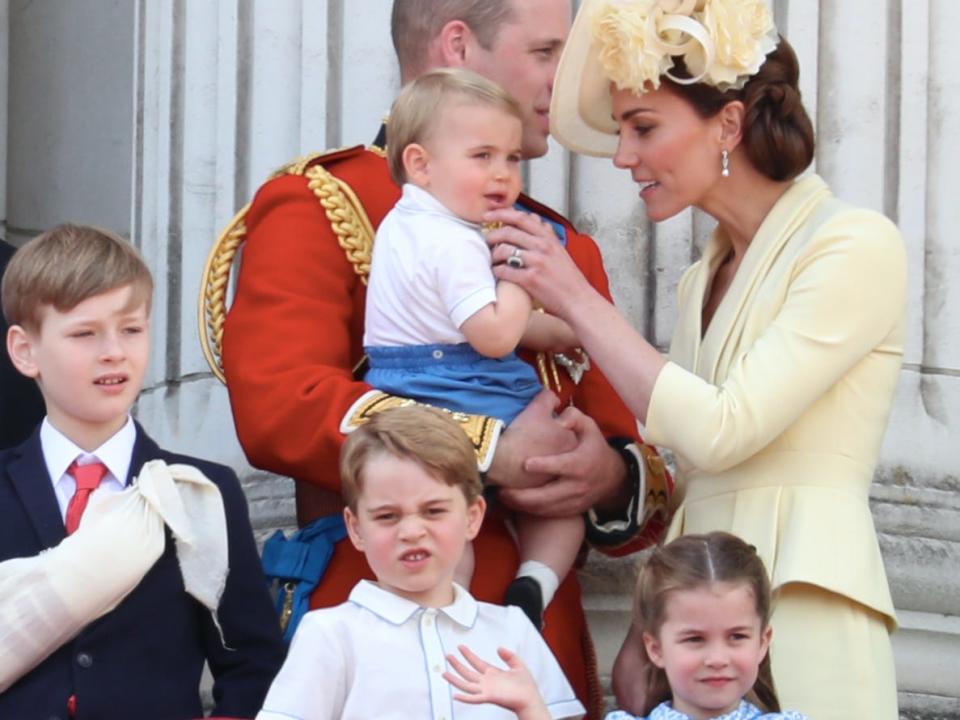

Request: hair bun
left=739, top=39, right=815, bottom=181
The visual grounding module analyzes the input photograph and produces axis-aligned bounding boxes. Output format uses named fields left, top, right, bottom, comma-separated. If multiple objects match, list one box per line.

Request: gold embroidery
left=344, top=392, right=501, bottom=467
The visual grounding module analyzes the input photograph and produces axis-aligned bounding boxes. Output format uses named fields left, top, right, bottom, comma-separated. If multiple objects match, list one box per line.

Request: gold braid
left=303, top=164, right=374, bottom=284
left=199, top=206, right=249, bottom=383
left=198, top=152, right=375, bottom=383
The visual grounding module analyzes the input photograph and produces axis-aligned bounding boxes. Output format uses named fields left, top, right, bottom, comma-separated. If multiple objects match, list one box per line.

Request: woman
left=483, top=1, right=906, bottom=718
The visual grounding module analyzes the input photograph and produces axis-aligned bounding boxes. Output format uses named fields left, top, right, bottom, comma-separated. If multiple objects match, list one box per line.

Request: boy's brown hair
left=339, top=404, right=482, bottom=510
left=387, top=67, right=522, bottom=185
left=1, top=223, right=153, bottom=332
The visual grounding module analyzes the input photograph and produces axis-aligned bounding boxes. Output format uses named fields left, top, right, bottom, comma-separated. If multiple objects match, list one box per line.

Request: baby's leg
left=454, top=540, right=475, bottom=590
left=505, top=514, right=585, bottom=629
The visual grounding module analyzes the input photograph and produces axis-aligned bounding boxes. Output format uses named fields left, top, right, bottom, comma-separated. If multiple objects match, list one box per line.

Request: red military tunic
left=222, top=138, right=668, bottom=718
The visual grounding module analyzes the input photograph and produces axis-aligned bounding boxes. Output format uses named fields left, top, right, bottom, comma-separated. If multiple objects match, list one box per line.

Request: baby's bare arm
left=460, top=281, right=532, bottom=358
left=520, top=312, right=577, bottom=353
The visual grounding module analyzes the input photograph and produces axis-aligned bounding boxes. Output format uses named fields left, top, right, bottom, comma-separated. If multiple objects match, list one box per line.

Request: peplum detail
left=666, top=449, right=896, bottom=629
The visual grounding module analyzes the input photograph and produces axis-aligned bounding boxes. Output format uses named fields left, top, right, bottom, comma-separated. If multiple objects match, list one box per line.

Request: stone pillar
left=129, top=0, right=398, bottom=538
left=879, top=1, right=960, bottom=716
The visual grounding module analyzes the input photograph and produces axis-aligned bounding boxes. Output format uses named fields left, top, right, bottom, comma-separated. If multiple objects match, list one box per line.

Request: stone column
left=129, top=0, right=399, bottom=538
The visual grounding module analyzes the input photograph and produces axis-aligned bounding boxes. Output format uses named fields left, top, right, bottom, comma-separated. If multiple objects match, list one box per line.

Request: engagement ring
left=506, top=247, right=524, bottom=269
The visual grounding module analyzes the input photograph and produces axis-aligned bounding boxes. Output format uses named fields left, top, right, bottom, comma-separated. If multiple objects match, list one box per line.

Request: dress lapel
left=696, top=174, right=831, bottom=384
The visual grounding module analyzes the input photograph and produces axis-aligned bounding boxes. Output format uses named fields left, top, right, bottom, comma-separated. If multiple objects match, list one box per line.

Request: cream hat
left=549, top=0, right=620, bottom=158
left=549, top=0, right=778, bottom=158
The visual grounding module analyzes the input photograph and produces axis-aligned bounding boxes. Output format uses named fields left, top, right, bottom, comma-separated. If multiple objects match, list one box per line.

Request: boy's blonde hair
left=387, top=67, right=522, bottom=185
left=339, top=404, right=482, bottom=511
left=1, top=224, right=153, bottom=332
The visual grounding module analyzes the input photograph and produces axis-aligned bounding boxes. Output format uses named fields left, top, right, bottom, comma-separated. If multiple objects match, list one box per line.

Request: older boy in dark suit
left=0, top=224, right=284, bottom=719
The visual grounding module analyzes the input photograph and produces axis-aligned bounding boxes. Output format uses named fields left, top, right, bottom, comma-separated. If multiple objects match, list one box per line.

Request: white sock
left=516, top=561, right=560, bottom=607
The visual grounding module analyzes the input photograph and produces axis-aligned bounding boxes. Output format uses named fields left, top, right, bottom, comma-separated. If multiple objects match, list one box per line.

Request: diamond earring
left=721, top=148, right=730, bottom=177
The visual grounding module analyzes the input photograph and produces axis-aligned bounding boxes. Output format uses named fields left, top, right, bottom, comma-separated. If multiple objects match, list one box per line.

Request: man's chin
left=521, top=135, right=550, bottom=160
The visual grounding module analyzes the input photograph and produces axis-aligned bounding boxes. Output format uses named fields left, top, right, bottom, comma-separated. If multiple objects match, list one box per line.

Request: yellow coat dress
left=645, top=174, right=906, bottom=717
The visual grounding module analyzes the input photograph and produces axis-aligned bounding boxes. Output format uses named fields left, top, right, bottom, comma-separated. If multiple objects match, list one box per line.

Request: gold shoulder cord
left=199, top=205, right=250, bottom=383
left=198, top=152, right=375, bottom=383
left=303, top=164, right=374, bottom=284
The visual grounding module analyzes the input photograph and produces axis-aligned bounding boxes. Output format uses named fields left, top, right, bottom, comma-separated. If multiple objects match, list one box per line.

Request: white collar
left=40, top=415, right=137, bottom=487
left=398, top=183, right=481, bottom=230
left=348, top=579, right=479, bottom=628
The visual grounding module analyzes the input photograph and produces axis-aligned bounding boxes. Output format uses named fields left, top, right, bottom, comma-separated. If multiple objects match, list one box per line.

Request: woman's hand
left=443, top=645, right=551, bottom=720
left=612, top=624, right=650, bottom=715
left=485, top=208, right=595, bottom=320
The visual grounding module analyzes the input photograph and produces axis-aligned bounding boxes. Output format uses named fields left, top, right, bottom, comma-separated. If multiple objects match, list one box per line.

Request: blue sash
left=261, top=515, right=348, bottom=642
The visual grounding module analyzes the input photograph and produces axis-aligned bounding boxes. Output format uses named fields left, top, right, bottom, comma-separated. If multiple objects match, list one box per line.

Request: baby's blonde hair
left=387, top=67, right=522, bottom=186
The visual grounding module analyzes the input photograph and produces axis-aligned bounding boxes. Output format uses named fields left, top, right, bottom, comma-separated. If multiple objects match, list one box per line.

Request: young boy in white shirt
left=256, top=405, right=585, bottom=720
left=363, top=68, right=584, bottom=628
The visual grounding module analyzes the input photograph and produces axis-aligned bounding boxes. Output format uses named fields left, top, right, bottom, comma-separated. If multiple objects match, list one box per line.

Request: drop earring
left=721, top=148, right=730, bottom=177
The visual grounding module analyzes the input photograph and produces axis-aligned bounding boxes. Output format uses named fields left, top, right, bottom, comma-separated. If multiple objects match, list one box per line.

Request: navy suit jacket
left=0, top=423, right=285, bottom=720
left=0, top=240, right=46, bottom=449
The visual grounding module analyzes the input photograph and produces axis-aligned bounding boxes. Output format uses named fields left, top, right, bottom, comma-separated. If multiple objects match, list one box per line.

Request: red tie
left=64, top=460, right=109, bottom=535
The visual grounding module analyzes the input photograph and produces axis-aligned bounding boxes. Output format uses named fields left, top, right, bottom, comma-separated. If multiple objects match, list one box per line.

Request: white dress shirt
left=40, top=416, right=135, bottom=521
left=257, top=580, right=585, bottom=720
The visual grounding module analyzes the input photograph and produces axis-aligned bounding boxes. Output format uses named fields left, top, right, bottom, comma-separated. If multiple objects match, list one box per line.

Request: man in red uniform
left=221, top=1, right=670, bottom=716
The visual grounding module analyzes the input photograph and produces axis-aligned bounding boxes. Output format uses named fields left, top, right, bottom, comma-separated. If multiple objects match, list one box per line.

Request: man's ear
left=437, top=20, right=471, bottom=67
left=343, top=506, right=364, bottom=552
left=718, top=100, right=745, bottom=151
left=7, top=325, right=40, bottom=379
left=642, top=630, right=666, bottom=669
left=402, top=143, right=431, bottom=187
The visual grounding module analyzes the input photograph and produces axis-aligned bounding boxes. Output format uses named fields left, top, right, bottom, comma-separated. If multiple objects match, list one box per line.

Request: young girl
left=445, top=532, right=807, bottom=720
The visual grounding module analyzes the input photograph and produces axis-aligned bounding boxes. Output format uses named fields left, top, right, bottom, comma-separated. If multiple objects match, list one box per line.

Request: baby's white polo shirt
left=257, top=580, right=585, bottom=720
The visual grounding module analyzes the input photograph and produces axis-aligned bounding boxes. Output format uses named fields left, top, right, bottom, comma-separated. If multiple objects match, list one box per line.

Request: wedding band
left=506, top=247, right=524, bottom=269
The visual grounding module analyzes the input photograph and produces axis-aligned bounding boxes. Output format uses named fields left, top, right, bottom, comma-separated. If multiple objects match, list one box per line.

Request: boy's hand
left=444, top=645, right=551, bottom=720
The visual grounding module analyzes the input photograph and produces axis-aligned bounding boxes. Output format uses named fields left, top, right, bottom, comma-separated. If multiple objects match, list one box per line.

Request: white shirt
left=257, top=581, right=585, bottom=720
left=364, top=183, right=498, bottom=347
left=40, top=415, right=135, bottom=521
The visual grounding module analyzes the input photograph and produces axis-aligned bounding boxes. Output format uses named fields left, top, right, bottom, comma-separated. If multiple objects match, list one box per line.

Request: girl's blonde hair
left=386, top=67, right=522, bottom=186
left=634, top=531, right=780, bottom=715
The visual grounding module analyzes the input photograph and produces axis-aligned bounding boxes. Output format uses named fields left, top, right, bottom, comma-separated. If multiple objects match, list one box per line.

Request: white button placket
left=419, top=608, right=452, bottom=720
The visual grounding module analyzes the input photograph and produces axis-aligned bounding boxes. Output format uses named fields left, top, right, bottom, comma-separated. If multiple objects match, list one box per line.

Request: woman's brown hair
left=665, top=36, right=815, bottom=182
left=633, top=531, right=781, bottom=716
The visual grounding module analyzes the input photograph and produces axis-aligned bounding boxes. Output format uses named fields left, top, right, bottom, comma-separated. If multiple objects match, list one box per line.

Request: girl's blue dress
left=605, top=700, right=807, bottom=720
